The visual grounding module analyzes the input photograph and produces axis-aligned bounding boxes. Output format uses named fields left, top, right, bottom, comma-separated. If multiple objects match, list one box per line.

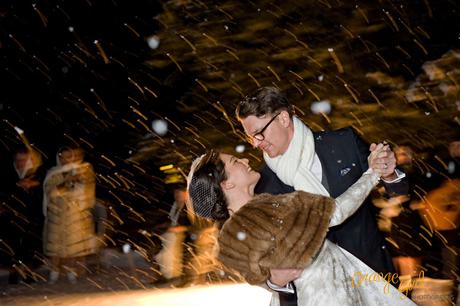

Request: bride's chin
left=251, top=173, right=261, bottom=186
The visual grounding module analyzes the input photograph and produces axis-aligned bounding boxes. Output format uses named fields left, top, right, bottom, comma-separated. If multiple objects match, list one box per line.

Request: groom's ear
left=220, top=180, right=235, bottom=190
left=279, top=110, right=291, bottom=127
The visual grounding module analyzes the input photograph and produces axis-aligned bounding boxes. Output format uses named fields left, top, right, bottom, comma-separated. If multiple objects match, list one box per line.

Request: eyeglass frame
left=246, top=112, right=281, bottom=143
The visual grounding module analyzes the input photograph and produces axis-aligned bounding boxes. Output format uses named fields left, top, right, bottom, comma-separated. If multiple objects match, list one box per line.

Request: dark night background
left=2, top=0, right=161, bottom=155
left=2, top=0, right=458, bottom=163
left=0, top=0, right=459, bottom=289
left=1, top=0, right=172, bottom=254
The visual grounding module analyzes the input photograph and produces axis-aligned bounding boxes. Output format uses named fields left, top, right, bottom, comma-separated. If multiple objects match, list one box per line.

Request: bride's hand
left=368, top=142, right=396, bottom=177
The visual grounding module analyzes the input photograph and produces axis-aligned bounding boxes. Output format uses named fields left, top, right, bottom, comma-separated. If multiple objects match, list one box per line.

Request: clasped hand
left=368, top=142, right=397, bottom=180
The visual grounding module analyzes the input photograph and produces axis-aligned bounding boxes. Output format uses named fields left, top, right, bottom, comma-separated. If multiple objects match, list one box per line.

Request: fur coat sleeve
left=218, top=191, right=335, bottom=285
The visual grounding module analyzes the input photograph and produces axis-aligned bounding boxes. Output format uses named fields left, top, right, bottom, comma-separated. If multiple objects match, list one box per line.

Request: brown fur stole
left=218, top=191, right=334, bottom=284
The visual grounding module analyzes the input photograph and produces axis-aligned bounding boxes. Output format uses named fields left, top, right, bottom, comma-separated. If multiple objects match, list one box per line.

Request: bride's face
left=220, top=153, right=260, bottom=189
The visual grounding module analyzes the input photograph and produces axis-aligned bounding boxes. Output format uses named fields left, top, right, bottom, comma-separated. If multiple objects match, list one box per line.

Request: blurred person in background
left=0, top=146, right=45, bottom=284
left=411, top=179, right=460, bottom=305
left=380, top=142, right=460, bottom=304
left=374, top=145, right=426, bottom=295
left=155, top=184, right=192, bottom=280
left=42, top=146, right=97, bottom=284
left=182, top=215, right=219, bottom=285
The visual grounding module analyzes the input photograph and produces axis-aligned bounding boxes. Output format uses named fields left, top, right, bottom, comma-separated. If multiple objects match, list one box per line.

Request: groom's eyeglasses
left=246, top=112, right=281, bottom=143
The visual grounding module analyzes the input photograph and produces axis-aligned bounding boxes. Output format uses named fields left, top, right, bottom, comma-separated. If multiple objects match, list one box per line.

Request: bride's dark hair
left=188, top=150, right=230, bottom=222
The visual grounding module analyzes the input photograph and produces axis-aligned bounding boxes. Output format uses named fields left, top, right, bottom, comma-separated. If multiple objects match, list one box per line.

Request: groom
left=236, top=87, right=407, bottom=306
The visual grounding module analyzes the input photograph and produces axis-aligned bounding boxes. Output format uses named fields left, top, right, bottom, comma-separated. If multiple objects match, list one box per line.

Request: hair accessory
left=186, top=154, right=217, bottom=219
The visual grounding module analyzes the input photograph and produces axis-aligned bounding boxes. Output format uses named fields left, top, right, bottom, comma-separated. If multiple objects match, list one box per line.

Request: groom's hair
left=236, top=86, right=293, bottom=120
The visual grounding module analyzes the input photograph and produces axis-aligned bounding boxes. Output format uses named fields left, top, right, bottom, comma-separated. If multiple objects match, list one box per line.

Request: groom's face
left=240, top=111, right=292, bottom=158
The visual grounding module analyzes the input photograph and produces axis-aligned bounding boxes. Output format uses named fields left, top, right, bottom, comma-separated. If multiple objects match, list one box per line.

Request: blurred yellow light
left=165, top=174, right=184, bottom=184
left=160, top=164, right=174, bottom=171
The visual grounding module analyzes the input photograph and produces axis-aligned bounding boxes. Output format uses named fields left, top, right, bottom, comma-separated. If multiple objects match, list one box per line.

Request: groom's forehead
left=242, top=114, right=270, bottom=130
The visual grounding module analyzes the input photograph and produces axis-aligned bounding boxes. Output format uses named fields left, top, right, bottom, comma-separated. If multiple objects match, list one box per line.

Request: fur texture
left=218, top=191, right=335, bottom=284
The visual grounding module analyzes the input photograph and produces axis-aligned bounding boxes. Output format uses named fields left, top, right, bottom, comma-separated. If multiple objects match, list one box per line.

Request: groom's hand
left=269, top=268, right=303, bottom=286
left=369, top=143, right=397, bottom=180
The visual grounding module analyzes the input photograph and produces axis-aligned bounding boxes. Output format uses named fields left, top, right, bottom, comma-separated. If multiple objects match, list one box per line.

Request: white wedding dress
left=271, top=169, right=416, bottom=306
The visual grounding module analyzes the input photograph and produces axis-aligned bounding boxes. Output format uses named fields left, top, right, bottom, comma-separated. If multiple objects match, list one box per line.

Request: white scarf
left=264, top=116, right=330, bottom=197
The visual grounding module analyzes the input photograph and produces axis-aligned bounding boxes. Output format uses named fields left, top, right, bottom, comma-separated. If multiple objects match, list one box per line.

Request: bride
left=187, top=147, right=415, bottom=305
